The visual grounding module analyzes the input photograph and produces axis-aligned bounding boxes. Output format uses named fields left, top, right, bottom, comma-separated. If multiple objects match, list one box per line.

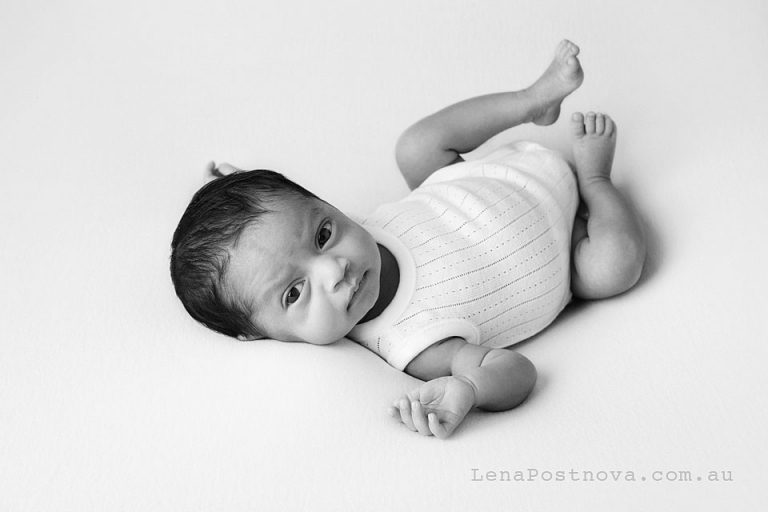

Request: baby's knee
left=573, top=235, right=646, bottom=299
left=607, top=243, right=644, bottom=296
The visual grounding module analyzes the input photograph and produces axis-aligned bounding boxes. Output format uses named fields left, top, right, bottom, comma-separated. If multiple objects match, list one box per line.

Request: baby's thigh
left=570, top=203, right=589, bottom=254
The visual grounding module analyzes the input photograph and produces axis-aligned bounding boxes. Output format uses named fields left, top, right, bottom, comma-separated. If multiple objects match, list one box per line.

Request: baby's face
left=227, top=196, right=381, bottom=344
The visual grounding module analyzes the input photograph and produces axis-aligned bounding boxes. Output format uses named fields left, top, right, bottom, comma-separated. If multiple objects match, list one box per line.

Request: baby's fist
left=389, top=376, right=476, bottom=438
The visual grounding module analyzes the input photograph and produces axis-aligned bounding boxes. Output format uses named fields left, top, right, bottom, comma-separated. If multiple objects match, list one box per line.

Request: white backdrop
left=2, top=0, right=766, bottom=510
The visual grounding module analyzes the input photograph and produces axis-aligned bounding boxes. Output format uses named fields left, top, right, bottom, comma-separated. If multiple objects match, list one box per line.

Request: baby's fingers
left=388, top=401, right=406, bottom=425
left=429, top=413, right=453, bottom=439
left=410, top=401, right=433, bottom=436
left=396, top=398, right=417, bottom=431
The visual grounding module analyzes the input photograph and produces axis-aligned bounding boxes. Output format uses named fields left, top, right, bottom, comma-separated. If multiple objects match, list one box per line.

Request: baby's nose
left=315, top=254, right=350, bottom=291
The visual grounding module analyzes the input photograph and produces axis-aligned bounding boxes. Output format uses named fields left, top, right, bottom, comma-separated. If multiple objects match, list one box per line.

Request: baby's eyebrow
left=285, top=203, right=321, bottom=241
left=309, top=204, right=324, bottom=223
left=304, top=204, right=327, bottom=240
left=251, top=267, right=287, bottom=313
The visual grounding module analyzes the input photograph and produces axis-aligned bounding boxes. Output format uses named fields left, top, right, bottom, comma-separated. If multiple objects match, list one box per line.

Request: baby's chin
left=297, top=317, right=362, bottom=346
left=304, top=336, right=340, bottom=346
left=302, top=328, right=354, bottom=345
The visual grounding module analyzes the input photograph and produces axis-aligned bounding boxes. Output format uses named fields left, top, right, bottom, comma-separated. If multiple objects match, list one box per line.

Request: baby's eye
left=286, top=282, right=304, bottom=305
left=317, top=221, right=332, bottom=248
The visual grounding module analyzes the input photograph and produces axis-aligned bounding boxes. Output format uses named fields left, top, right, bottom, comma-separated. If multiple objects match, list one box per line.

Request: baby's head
left=170, top=169, right=381, bottom=344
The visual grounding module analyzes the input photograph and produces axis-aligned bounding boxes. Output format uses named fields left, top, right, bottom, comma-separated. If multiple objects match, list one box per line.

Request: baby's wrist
left=453, top=375, right=479, bottom=405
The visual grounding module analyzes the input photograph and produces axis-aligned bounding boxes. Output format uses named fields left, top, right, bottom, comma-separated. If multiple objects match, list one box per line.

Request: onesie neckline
left=349, top=226, right=416, bottom=340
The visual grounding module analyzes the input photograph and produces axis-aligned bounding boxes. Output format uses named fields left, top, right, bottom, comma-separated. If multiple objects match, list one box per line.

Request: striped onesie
left=347, top=141, right=579, bottom=371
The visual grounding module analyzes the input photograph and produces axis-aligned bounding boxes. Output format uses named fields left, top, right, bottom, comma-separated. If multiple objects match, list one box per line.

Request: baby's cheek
left=300, top=301, right=349, bottom=345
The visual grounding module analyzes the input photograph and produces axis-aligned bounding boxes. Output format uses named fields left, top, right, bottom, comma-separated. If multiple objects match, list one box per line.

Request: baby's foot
left=529, top=39, right=584, bottom=126
left=571, top=112, right=617, bottom=185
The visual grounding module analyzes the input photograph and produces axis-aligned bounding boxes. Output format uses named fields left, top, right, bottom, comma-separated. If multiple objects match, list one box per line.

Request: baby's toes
left=584, top=112, right=597, bottom=134
left=557, top=39, right=575, bottom=59
left=571, top=112, right=586, bottom=138
left=595, top=113, right=605, bottom=135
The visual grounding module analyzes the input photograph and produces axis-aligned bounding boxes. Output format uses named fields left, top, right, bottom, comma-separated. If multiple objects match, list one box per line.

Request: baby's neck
left=359, top=244, right=399, bottom=323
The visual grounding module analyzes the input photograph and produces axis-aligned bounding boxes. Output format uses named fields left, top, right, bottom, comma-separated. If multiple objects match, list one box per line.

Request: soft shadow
left=634, top=206, right=662, bottom=290
left=451, top=379, right=546, bottom=440
left=508, top=299, right=591, bottom=352
left=624, top=182, right=664, bottom=292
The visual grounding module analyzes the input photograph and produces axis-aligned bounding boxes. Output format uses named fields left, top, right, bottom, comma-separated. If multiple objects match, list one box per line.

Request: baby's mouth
left=347, top=272, right=366, bottom=310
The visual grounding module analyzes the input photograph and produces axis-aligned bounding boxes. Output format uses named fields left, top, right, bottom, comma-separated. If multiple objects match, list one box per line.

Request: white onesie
left=347, top=141, right=579, bottom=370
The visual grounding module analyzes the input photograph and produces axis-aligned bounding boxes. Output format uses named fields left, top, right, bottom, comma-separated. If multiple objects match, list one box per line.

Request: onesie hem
left=387, top=319, right=482, bottom=371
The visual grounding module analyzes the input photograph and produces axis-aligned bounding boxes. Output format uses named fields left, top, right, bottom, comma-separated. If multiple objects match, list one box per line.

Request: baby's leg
left=397, top=40, right=583, bottom=189
left=569, top=112, right=646, bottom=299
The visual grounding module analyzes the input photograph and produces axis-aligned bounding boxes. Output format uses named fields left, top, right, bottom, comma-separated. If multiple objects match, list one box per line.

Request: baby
left=170, top=40, right=646, bottom=438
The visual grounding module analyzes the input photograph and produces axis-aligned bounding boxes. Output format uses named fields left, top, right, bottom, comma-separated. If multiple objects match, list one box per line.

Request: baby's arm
left=395, top=92, right=537, bottom=189
left=395, top=40, right=583, bottom=190
left=389, top=338, right=536, bottom=438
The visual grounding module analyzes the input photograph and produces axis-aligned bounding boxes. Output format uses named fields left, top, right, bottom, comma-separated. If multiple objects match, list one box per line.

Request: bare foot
left=529, top=39, right=584, bottom=126
left=571, top=112, right=616, bottom=185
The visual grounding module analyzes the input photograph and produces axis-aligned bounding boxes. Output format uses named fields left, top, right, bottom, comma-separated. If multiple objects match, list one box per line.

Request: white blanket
left=1, top=1, right=765, bottom=510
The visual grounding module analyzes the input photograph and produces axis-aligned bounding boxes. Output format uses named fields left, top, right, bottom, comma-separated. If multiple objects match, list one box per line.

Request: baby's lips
left=346, top=274, right=364, bottom=309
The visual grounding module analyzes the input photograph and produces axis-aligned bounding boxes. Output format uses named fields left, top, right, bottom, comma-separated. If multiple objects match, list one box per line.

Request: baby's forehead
left=228, top=196, right=335, bottom=284
left=236, top=198, right=321, bottom=247
left=227, top=220, right=297, bottom=307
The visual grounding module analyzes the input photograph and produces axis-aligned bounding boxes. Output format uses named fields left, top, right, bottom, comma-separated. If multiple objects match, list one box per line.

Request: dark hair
left=170, top=169, right=318, bottom=339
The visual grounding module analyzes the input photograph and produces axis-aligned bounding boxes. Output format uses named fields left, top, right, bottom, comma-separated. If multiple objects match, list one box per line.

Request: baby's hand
left=204, top=161, right=241, bottom=183
left=388, top=376, right=476, bottom=439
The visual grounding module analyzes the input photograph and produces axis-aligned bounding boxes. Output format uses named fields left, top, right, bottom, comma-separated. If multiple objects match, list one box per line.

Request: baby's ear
left=236, top=333, right=262, bottom=342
